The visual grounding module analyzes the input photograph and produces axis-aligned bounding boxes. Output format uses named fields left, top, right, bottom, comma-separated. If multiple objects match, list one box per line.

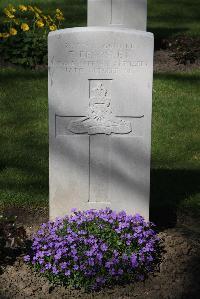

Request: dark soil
left=161, top=35, right=200, bottom=65
left=154, top=50, right=200, bottom=73
left=0, top=207, right=200, bottom=299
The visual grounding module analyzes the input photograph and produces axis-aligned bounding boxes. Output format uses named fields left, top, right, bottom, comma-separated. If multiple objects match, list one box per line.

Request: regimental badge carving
left=68, top=80, right=132, bottom=135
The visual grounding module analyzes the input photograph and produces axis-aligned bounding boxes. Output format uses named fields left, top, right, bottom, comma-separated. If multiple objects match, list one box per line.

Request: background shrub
left=25, top=208, right=163, bottom=291
left=162, top=35, right=200, bottom=64
left=0, top=4, right=65, bottom=68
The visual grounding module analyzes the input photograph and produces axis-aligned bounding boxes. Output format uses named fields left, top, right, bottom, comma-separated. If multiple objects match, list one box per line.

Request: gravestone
left=88, top=0, right=147, bottom=31
left=49, top=4, right=153, bottom=220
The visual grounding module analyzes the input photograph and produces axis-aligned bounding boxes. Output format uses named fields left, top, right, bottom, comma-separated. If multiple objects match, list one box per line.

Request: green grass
left=0, top=0, right=200, bottom=38
left=151, top=71, right=200, bottom=226
left=0, top=68, right=48, bottom=208
left=0, top=68, right=199, bottom=227
left=148, top=0, right=200, bottom=40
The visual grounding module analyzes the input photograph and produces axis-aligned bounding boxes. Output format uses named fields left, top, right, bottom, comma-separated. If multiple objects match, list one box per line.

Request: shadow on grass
left=154, top=72, right=200, bottom=83
left=150, top=169, right=200, bottom=228
left=148, top=0, right=200, bottom=41
left=148, top=27, right=189, bottom=50
left=0, top=69, right=47, bottom=81
left=151, top=72, right=200, bottom=228
left=0, top=69, right=49, bottom=207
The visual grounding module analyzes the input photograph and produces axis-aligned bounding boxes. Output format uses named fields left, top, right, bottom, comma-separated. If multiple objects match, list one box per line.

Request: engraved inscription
left=51, top=40, right=147, bottom=74
left=68, top=80, right=132, bottom=135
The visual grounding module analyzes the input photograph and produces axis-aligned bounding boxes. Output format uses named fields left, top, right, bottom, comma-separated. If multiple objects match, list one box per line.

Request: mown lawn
left=0, top=0, right=200, bottom=37
left=0, top=68, right=199, bottom=226
left=151, top=71, right=200, bottom=225
left=0, top=68, right=48, bottom=208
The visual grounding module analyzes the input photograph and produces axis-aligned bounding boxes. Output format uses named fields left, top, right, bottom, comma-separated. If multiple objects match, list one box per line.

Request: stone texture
left=88, top=0, right=147, bottom=31
left=48, top=27, right=153, bottom=220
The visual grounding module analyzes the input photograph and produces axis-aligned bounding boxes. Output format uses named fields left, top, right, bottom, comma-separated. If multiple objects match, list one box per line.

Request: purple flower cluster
left=24, top=208, right=161, bottom=290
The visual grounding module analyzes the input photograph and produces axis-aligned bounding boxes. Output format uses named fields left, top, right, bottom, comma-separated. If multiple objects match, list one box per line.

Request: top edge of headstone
left=48, top=27, right=153, bottom=38
left=87, top=0, right=147, bottom=31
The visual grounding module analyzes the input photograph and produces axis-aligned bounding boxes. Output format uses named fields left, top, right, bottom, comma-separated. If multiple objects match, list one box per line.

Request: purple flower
left=105, top=261, right=112, bottom=269
left=73, top=256, right=78, bottom=262
left=45, top=263, right=52, bottom=270
left=23, top=255, right=30, bottom=262
left=137, top=274, right=145, bottom=281
left=96, top=276, right=106, bottom=284
left=118, top=269, right=124, bottom=275
left=126, top=240, right=131, bottom=246
left=65, top=270, right=71, bottom=276
left=37, top=229, right=44, bottom=236
left=100, top=243, right=108, bottom=252
left=130, top=254, right=138, bottom=268
left=96, top=252, right=103, bottom=261
left=60, top=262, right=68, bottom=270
left=55, top=253, right=62, bottom=260
left=88, top=258, right=95, bottom=266
left=39, top=258, right=44, bottom=265
left=80, top=264, right=86, bottom=271
left=109, top=268, right=116, bottom=276
left=66, top=235, right=74, bottom=243
left=122, top=253, right=128, bottom=261
left=52, top=266, right=59, bottom=275
left=73, top=265, right=79, bottom=270
left=86, top=250, right=93, bottom=257
left=146, top=255, right=153, bottom=262
left=71, top=248, right=77, bottom=255
left=24, top=209, right=161, bottom=291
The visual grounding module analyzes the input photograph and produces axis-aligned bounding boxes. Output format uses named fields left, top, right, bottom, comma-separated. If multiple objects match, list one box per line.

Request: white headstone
left=48, top=27, right=153, bottom=220
left=88, top=0, right=147, bottom=31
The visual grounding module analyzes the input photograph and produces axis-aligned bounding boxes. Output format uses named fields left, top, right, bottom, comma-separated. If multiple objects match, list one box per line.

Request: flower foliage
left=0, top=4, right=65, bottom=67
left=24, top=208, right=162, bottom=291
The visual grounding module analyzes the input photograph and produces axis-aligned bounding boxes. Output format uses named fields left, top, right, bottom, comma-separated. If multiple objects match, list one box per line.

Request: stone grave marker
left=48, top=3, right=153, bottom=220
left=88, top=0, right=147, bottom=31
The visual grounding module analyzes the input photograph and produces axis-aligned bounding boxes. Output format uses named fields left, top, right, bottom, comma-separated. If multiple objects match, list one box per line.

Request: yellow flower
left=19, top=5, right=27, bottom=12
left=0, top=33, right=3, bottom=38
left=56, top=14, right=64, bottom=21
left=2, top=32, right=10, bottom=38
left=4, top=8, right=15, bottom=19
left=10, top=27, right=17, bottom=36
left=56, top=9, right=62, bottom=14
left=55, top=8, right=64, bottom=21
left=7, top=12, right=15, bottom=19
left=49, top=24, right=57, bottom=31
left=36, top=20, right=44, bottom=28
left=21, top=23, right=29, bottom=32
